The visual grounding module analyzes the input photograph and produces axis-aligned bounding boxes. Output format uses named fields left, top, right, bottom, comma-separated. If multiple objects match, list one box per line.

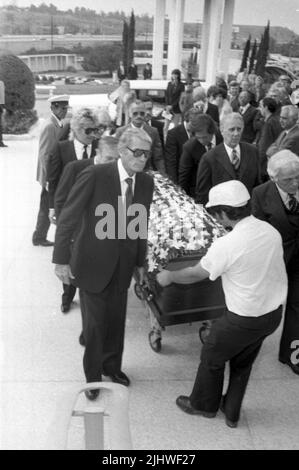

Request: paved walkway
left=0, top=138, right=298, bottom=450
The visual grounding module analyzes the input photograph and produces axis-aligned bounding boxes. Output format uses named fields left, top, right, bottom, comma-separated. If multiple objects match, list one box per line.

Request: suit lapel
left=267, top=182, right=291, bottom=230
left=216, top=144, right=236, bottom=178
left=238, top=143, right=249, bottom=178
left=106, top=161, right=121, bottom=208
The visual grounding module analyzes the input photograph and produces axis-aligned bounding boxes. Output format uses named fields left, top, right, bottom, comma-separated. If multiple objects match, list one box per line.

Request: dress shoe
left=32, top=239, right=54, bottom=247
left=104, top=371, right=130, bottom=387
left=219, top=396, right=238, bottom=428
left=85, top=389, right=100, bottom=401
left=0, top=142, right=8, bottom=147
left=79, top=332, right=86, bottom=346
left=176, top=396, right=216, bottom=417
left=61, top=303, right=71, bottom=313
left=148, top=331, right=161, bottom=353
left=279, top=357, right=299, bottom=375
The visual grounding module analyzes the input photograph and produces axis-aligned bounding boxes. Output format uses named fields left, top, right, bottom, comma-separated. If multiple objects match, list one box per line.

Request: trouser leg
left=33, top=187, right=50, bottom=242
left=279, top=264, right=299, bottom=362
left=61, top=283, right=76, bottom=306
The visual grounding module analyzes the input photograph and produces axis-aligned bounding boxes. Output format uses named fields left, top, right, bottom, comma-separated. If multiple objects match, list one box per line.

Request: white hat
left=206, top=180, right=250, bottom=208
left=48, top=94, right=69, bottom=104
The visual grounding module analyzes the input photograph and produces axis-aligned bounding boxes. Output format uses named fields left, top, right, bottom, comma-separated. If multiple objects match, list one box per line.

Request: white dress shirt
left=73, top=139, right=92, bottom=160
left=239, top=103, right=250, bottom=115
left=201, top=216, right=287, bottom=317
left=224, top=143, right=241, bottom=164
left=51, top=112, right=63, bottom=128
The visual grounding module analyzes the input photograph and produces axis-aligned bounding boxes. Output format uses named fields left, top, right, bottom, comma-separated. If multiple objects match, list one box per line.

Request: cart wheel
left=149, top=330, right=162, bottom=353
left=199, top=325, right=210, bottom=344
left=134, top=283, right=143, bottom=300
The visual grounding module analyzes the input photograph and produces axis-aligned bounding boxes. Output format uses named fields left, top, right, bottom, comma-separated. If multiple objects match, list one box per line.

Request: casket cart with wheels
left=134, top=254, right=226, bottom=351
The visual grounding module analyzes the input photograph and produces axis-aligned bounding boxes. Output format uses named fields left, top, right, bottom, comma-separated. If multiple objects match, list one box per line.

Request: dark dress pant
left=189, top=306, right=282, bottom=422
left=82, top=270, right=128, bottom=383
left=32, top=187, right=50, bottom=242
left=279, top=257, right=299, bottom=362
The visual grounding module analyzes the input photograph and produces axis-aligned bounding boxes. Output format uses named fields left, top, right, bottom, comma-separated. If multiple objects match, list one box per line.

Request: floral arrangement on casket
left=145, top=172, right=226, bottom=282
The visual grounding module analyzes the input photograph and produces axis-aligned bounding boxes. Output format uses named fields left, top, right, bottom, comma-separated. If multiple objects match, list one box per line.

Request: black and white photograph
left=0, top=0, right=299, bottom=452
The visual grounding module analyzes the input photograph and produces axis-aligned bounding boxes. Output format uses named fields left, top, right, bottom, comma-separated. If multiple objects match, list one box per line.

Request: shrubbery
left=0, top=53, right=37, bottom=133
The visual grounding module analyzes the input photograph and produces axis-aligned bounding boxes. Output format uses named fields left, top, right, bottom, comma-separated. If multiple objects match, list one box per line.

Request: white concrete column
left=167, top=0, right=176, bottom=77
left=219, top=0, right=235, bottom=77
left=198, top=0, right=211, bottom=80
left=167, top=0, right=185, bottom=77
left=205, top=0, right=223, bottom=84
left=152, top=0, right=166, bottom=79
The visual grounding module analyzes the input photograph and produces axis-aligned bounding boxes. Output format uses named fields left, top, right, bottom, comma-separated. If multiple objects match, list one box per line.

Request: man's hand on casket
left=136, top=266, right=150, bottom=288
left=157, top=270, right=172, bottom=287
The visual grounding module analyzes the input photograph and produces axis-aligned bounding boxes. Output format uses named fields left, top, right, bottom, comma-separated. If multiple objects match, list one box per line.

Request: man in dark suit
left=32, top=94, right=69, bottom=247
left=228, top=80, right=240, bottom=112
left=53, top=128, right=154, bottom=400
left=195, top=113, right=261, bottom=205
left=164, top=108, right=198, bottom=183
left=252, top=150, right=299, bottom=375
left=47, top=108, right=111, bottom=219
left=192, top=87, right=220, bottom=126
left=179, top=114, right=223, bottom=198
left=141, top=96, right=164, bottom=149
left=115, top=100, right=166, bottom=175
left=266, top=105, right=299, bottom=158
left=255, top=97, right=282, bottom=181
left=48, top=108, right=110, bottom=314
left=238, top=91, right=259, bottom=143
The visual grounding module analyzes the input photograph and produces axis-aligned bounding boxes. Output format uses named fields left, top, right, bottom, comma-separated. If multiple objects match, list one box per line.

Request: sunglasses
left=127, top=147, right=151, bottom=159
left=84, top=126, right=107, bottom=135
left=132, top=111, right=145, bottom=117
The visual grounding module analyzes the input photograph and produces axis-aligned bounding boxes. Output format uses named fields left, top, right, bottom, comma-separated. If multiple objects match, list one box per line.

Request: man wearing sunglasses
left=47, top=107, right=110, bottom=314
left=53, top=127, right=154, bottom=400
left=116, top=100, right=166, bottom=175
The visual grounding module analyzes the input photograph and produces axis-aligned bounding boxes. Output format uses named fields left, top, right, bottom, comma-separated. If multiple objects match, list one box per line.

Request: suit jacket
left=165, top=81, right=185, bottom=114
left=266, top=125, right=299, bottom=158
left=240, top=105, right=259, bottom=143
left=54, top=158, right=94, bottom=219
left=47, top=139, right=98, bottom=208
left=230, top=96, right=240, bottom=112
left=256, top=114, right=282, bottom=179
left=53, top=162, right=154, bottom=293
left=206, top=102, right=220, bottom=126
left=164, top=124, right=189, bottom=183
left=195, top=142, right=261, bottom=205
left=36, top=115, right=67, bottom=187
left=179, top=131, right=223, bottom=197
left=252, top=181, right=299, bottom=266
left=150, top=117, right=164, bottom=150
left=115, top=123, right=165, bottom=174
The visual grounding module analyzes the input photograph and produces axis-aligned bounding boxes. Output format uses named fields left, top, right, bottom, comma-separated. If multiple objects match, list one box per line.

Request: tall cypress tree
left=122, top=20, right=129, bottom=74
left=249, top=39, right=257, bottom=73
left=240, top=35, right=251, bottom=72
left=127, top=10, right=135, bottom=67
left=255, top=21, right=270, bottom=76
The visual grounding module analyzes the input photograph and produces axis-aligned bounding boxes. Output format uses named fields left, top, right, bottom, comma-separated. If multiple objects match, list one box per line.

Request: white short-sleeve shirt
left=200, top=216, right=288, bottom=317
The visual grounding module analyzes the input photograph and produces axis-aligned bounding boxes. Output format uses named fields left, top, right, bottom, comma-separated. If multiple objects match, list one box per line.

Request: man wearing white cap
left=158, top=180, right=287, bottom=428
left=33, top=95, right=69, bottom=246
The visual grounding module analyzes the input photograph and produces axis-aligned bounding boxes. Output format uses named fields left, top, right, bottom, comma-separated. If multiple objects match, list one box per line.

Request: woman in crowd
left=164, top=69, right=185, bottom=140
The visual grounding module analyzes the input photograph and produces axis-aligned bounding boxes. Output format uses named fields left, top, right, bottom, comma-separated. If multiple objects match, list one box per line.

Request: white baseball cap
left=48, top=94, right=69, bottom=104
left=206, top=180, right=250, bottom=208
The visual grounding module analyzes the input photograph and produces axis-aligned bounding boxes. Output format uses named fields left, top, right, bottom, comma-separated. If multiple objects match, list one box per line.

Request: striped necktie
left=82, top=144, right=88, bottom=159
left=288, top=193, right=299, bottom=214
left=231, top=148, right=240, bottom=171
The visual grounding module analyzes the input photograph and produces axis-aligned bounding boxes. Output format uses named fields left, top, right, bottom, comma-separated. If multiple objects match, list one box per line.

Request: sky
left=3, top=0, right=299, bottom=34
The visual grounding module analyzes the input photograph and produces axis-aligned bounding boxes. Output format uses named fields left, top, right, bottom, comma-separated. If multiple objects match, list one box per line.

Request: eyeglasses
left=84, top=127, right=102, bottom=135
left=132, top=111, right=145, bottom=117
left=127, top=147, right=151, bottom=159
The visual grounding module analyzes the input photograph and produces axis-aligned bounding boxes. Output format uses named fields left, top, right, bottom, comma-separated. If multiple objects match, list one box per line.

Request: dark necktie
left=82, top=144, right=88, bottom=159
left=288, top=193, right=299, bottom=214
left=206, top=142, right=212, bottom=152
left=231, top=148, right=240, bottom=171
left=125, top=177, right=134, bottom=209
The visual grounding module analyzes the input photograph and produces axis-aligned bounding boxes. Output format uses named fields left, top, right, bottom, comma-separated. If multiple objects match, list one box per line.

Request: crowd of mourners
left=29, top=62, right=299, bottom=427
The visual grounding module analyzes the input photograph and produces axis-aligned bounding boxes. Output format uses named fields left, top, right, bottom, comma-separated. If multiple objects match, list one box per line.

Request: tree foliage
left=122, top=20, right=129, bottom=73
left=240, top=36, right=251, bottom=72
left=0, top=53, right=35, bottom=113
left=255, top=21, right=270, bottom=77
left=249, top=39, right=257, bottom=73
left=81, top=44, right=122, bottom=75
left=127, top=10, right=135, bottom=66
